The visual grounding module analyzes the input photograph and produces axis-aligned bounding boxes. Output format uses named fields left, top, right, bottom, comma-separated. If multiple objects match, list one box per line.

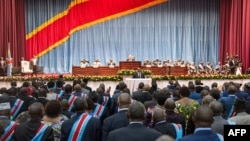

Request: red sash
left=93, top=104, right=105, bottom=118
left=1, top=121, right=18, bottom=141
left=68, top=95, right=77, bottom=111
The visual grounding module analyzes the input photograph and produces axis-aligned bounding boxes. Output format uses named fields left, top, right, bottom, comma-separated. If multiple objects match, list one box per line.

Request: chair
left=21, top=60, right=33, bottom=75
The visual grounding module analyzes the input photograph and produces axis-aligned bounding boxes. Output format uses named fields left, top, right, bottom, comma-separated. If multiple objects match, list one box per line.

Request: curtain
left=220, top=0, right=250, bottom=71
left=25, top=0, right=219, bottom=73
left=0, top=0, right=26, bottom=66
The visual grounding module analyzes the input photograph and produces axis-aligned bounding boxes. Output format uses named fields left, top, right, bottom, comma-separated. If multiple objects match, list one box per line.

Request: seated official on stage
left=197, top=61, right=206, bottom=74
left=163, top=59, right=173, bottom=67
left=132, top=68, right=145, bottom=78
left=152, top=58, right=162, bottom=67
left=93, top=58, right=102, bottom=68
left=80, top=58, right=89, bottom=68
left=188, top=62, right=197, bottom=75
left=205, top=62, right=214, bottom=74
left=127, top=54, right=135, bottom=61
left=0, top=57, right=6, bottom=76
left=174, top=58, right=183, bottom=66
left=107, top=58, right=116, bottom=68
left=143, top=59, right=151, bottom=67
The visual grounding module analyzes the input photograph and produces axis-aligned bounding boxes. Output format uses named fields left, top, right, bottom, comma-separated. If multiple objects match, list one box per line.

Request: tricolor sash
left=31, top=123, right=49, bottom=141
left=11, top=99, right=24, bottom=119
left=216, top=133, right=224, bottom=141
left=93, top=104, right=105, bottom=118
left=68, top=114, right=92, bottom=141
left=171, top=123, right=183, bottom=140
left=81, top=93, right=87, bottom=98
left=227, top=105, right=235, bottom=119
left=102, top=96, right=109, bottom=107
left=0, top=121, right=18, bottom=141
left=68, top=95, right=77, bottom=111
left=52, top=93, right=59, bottom=100
left=58, top=89, right=64, bottom=97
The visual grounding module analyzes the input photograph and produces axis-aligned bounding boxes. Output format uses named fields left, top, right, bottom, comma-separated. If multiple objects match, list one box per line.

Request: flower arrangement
left=0, top=74, right=248, bottom=82
left=117, top=69, right=152, bottom=75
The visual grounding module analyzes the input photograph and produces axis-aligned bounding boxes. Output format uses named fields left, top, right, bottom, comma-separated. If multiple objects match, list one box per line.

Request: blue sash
left=58, top=89, right=64, bottom=97
left=216, top=133, right=224, bottom=141
left=102, top=96, right=109, bottom=107
left=52, top=93, right=59, bottom=100
left=227, top=105, right=235, bottom=119
left=171, top=123, right=183, bottom=140
left=11, top=99, right=24, bottom=119
left=93, top=104, right=105, bottom=118
left=68, top=95, right=77, bottom=111
left=68, top=114, right=91, bottom=141
left=1, top=121, right=18, bottom=141
left=31, top=123, right=48, bottom=141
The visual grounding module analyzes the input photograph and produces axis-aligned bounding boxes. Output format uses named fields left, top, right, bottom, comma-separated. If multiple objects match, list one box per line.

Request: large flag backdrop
left=25, top=0, right=220, bottom=73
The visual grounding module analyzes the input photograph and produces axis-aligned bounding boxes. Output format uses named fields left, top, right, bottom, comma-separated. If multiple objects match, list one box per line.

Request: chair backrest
left=21, top=61, right=33, bottom=73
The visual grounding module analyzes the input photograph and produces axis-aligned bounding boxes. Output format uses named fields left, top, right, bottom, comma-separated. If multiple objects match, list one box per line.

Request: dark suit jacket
left=60, top=112, right=101, bottom=141
left=102, top=109, right=129, bottom=141
left=107, top=123, right=161, bottom=141
left=153, top=121, right=176, bottom=139
left=179, top=129, right=222, bottom=141
left=132, top=90, right=152, bottom=104
left=132, top=72, right=145, bottom=78
left=12, top=119, right=54, bottom=141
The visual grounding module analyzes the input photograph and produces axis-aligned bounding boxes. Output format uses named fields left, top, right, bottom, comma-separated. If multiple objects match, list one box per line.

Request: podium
left=119, top=61, right=141, bottom=70
left=124, top=78, right=152, bottom=92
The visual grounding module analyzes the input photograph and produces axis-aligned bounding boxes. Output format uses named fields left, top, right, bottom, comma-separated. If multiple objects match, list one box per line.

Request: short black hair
left=64, top=84, right=73, bottom=93
left=45, top=100, right=62, bottom=118
left=179, top=86, right=190, bottom=97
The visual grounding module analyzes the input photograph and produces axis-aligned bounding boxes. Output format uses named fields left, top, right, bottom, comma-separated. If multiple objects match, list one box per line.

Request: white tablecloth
left=124, top=78, right=152, bottom=92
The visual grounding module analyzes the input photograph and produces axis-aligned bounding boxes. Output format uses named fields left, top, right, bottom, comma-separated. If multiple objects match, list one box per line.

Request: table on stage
left=124, top=78, right=152, bottom=92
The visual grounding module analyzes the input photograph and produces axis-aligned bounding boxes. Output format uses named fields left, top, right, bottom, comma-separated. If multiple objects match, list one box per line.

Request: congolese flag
left=25, top=0, right=167, bottom=59
left=7, top=43, right=12, bottom=76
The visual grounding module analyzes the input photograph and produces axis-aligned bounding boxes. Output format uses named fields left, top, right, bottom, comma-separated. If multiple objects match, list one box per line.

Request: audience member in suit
left=219, top=84, right=237, bottom=119
left=12, top=102, right=54, bottom=141
left=209, top=100, right=230, bottom=135
left=228, top=98, right=250, bottom=124
left=17, top=87, right=35, bottom=113
left=82, top=78, right=92, bottom=93
left=132, top=82, right=144, bottom=102
left=102, top=93, right=130, bottom=141
left=72, top=84, right=86, bottom=97
left=59, top=84, right=73, bottom=101
left=188, top=83, right=201, bottom=101
left=179, top=105, right=223, bottom=141
left=132, top=68, right=145, bottom=78
left=88, top=91, right=109, bottom=125
left=60, top=97, right=101, bottom=141
left=96, top=86, right=111, bottom=114
left=54, top=80, right=65, bottom=96
left=210, top=88, right=221, bottom=101
left=107, top=101, right=161, bottom=141
left=197, top=89, right=210, bottom=105
left=144, top=91, right=159, bottom=110
left=152, top=108, right=178, bottom=139
left=164, top=98, right=185, bottom=135
left=0, top=96, right=19, bottom=140
left=149, top=79, right=160, bottom=95
left=30, top=88, right=48, bottom=107
left=235, top=83, right=249, bottom=100
left=60, top=99, right=74, bottom=119
left=134, top=84, right=152, bottom=104
left=194, top=79, right=204, bottom=94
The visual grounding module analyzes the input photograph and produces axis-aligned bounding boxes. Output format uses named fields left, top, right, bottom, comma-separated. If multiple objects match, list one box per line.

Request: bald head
left=193, top=105, right=214, bottom=128
left=117, top=93, right=131, bottom=108
left=29, top=102, right=44, bottom=119
left=155, top=135, right=175, bottom=141
left=202, top=95, right=214, bottom=106
left=209, top=101, right=223, bottom=116
left=152, top=108, right=166, bottom=123
left=164, top=98, right=176, bottom=111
